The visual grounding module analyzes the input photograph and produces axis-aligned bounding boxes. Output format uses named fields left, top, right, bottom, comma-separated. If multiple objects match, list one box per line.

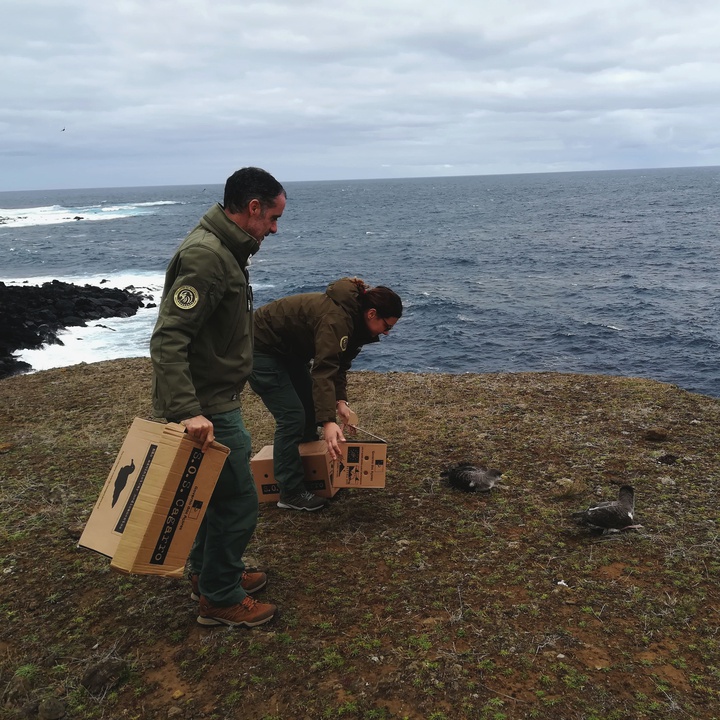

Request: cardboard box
left=251, top=429, right=388, bottom=501
left=79, top=418, right=229, bottom=577
left=251, top=441, right=339, bottom=503
left=332, top=437, right=387, bottom=489
left=332, top=413, right=387, bottom=488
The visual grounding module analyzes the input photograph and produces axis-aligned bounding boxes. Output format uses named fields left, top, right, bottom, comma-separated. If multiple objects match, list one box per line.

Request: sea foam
left=0, top=201, right=181, bottom=228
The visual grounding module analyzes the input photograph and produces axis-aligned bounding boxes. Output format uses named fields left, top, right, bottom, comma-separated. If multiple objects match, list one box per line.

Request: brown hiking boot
left=190, top=570, right=267, bottom=601
left=197, top=595, right=277, bottom=627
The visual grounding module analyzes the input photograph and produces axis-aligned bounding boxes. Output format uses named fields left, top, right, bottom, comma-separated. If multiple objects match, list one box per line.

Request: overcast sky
left=2, top=0, right=720, bottom=191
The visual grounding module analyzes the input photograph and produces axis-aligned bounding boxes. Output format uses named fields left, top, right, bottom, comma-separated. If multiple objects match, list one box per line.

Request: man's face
left=247, top=194, right=286, bottom=246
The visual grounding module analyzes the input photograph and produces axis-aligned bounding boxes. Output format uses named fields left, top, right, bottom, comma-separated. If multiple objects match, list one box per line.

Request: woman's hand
left=322, top=421, right=346, bottom=460
left=336, top=400, right=358, bottom=435
left=336, top=400, right=353, bottom=424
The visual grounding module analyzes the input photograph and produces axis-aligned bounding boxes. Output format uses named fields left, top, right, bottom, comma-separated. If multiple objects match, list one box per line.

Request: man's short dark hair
left=224, top=167, right=286, bottom=213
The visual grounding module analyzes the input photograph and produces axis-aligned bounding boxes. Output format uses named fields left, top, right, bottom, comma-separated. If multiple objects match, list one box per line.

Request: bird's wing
left=585, top=502, right=633, bottom=529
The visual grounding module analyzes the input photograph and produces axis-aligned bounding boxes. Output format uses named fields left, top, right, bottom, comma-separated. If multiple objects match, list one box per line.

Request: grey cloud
left=1, top=0, right=720, bottom=190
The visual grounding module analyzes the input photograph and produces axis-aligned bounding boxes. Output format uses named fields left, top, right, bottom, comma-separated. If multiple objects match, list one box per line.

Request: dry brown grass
left=1, top=358, right=719, bottom=720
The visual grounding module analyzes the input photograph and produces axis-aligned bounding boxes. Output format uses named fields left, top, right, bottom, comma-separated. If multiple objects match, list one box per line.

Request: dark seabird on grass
left=572, top=484, right=641, bottom=531
left=442, top=463, right=502, bottom=492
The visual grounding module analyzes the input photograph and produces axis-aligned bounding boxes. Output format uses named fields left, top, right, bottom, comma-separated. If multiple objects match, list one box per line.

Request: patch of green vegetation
left=3, top=362, right=720, bottom=718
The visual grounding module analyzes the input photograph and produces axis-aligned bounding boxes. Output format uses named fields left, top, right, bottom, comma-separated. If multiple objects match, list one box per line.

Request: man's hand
left=322, top=421, right=346, bottom=460
left=181, top=415, right=215, bottom=452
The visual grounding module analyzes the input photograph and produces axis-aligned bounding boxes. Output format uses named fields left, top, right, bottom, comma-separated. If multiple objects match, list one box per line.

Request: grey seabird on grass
left=572, top=484, right=642, bottom=531
left=442, top=463, right=503, bottom=492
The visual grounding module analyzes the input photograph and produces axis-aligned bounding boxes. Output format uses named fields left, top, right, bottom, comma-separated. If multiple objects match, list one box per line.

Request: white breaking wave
left=0, top=200, right=181, bottom=228
left=8, top=271, right=164, bottom=373
left=9, top=272, right=277, bottom=374
left=3, top=271, right=164, bottom=294
left=17, top=305, right=159, bottom=371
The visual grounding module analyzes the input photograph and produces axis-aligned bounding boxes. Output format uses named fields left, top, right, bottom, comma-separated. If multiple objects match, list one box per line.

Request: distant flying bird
left=442, top=463, right=502, bottom=492
left=572, top=485, right=640, bottom=531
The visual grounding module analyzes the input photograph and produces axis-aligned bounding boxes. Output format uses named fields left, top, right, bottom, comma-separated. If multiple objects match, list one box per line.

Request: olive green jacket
left=253, top=277, right=378, bottom=423
left=150, top=203, right=259, bottom=420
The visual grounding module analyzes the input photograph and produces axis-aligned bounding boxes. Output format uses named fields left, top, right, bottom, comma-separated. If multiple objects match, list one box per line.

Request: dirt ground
left=1, top=358, right=719, bottom=719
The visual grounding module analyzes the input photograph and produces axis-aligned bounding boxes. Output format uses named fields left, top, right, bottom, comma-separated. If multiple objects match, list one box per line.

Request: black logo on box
left=306, top=480, right=327, bottom=492
left=346, top=446, right=361, bottom=464
left=186, top=499, right=204, bottom=520
left=115, top=445, right=156, bottom=533
left=112, top=459, right=136, bottom=507
left=149, top=448, right=204, bottom=565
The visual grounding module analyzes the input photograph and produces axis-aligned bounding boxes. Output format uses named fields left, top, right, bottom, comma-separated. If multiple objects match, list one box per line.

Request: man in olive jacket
left=150, top=167, right=285, bottom=628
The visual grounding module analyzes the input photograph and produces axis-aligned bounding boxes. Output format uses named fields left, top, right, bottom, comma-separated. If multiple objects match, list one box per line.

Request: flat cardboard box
left=79, top=418, right=229, bottom=577
left=251, top=441, right=339, bottom=503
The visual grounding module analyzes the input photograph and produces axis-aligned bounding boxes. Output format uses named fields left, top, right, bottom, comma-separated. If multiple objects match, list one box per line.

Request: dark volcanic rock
left=0, top=280, right=147, bottom=379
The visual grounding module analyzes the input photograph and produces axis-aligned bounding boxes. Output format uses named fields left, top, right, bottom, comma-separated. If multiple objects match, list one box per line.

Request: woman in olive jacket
left=250, top=277, right=402, bottom=511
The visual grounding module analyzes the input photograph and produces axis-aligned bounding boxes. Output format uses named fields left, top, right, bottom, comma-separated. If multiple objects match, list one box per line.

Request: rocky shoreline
left=0, top=280, right=152, bottom=379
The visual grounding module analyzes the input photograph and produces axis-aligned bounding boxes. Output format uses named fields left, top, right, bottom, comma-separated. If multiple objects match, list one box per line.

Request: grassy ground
left=1, top=358, right=719, bottom=720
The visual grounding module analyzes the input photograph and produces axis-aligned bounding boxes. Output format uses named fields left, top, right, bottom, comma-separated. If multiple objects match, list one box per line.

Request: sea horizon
left=2, top=162, right=719, bottom=196
left=2, top=166, right=719, bottom=398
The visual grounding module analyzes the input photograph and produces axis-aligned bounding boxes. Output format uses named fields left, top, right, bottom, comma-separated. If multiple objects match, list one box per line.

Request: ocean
left=1, top=167, right=719, bottom=398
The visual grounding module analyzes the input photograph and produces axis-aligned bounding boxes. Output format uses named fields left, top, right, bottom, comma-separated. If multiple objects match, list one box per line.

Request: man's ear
left=248, top=198, right=261, bottom=215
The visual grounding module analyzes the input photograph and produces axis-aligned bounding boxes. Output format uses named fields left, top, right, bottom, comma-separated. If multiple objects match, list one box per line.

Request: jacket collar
left=201, top=203, right=260, bottom=266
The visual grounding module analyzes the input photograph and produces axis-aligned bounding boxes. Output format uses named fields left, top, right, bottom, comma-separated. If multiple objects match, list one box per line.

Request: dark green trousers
left=188, top=408, right=258, bottom=606
left=249, top=353, right=318, bottom=499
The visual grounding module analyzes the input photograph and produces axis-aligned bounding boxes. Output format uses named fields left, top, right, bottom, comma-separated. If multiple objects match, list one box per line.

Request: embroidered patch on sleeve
left=340, top=335, right=349, bottom=351
left=173, top=285, right=199, bottom=310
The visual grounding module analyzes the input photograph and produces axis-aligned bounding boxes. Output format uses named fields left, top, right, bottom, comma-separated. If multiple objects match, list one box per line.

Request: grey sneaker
left=277, top=490, right=327, bottom=511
